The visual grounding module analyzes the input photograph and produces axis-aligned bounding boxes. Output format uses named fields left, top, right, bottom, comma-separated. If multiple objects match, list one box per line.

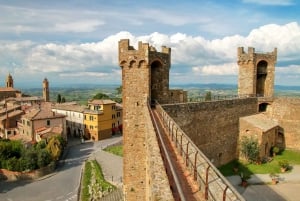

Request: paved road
left=0, top=136, right=122, bottom=201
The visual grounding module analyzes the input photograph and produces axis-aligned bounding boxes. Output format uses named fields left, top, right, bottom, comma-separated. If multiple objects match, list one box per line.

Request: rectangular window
left=27, top=121, right=30, bottom=126
left=112, top=114, right=116, bottom=119
left=112, top=123, right=115, bottom=128
left=47, top=120, right=50, bottom=126
left=89, top=116, right=94, bottom=121
left=90, top=125, right=93, bottom=130
left=84, top=115, right=86, bottom=120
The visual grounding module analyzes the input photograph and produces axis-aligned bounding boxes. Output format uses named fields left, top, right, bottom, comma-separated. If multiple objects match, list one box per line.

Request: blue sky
left=0, top=0, right=300, bottom=88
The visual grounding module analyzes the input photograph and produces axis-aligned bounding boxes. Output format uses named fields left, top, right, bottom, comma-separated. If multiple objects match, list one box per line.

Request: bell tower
left=6, top=73, right=13, bottom=88
left=237, top=47, right=277, bottom=98
left=118, top=39, right=171, bottom=200
left=43, top=78, right=50, bottom=102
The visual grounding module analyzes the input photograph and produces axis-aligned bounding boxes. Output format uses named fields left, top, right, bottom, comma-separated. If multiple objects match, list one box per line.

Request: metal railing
left=155, top=103, right=245, bottom=201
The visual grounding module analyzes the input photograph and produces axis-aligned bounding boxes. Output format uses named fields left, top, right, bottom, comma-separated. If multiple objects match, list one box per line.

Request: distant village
left=0, top=73, right=123, bottom=145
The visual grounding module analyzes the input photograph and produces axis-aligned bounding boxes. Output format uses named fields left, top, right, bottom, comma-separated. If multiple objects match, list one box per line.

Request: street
left=0, top=136, right=122, bottom=201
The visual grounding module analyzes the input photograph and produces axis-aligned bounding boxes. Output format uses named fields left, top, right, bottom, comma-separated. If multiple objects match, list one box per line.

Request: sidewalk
left=92, top=149, right=123, bottom=187
left=227, top=165, right=300, bottom=201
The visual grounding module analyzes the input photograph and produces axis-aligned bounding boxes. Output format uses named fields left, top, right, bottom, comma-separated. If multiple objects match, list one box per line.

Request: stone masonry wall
left=162, top=98, right=258, bottom=167
left=266, top=97, right=300, bottom=149
left=119, top=39, right=174, bottom=200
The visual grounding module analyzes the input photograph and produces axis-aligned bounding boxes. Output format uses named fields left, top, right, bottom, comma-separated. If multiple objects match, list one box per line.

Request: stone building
left=0, top=74, right=22, bottom=101
left=18, top=102, right=66, bottom=142
left=239, top=113, right=280, bottom=159
left=238, top=47, right=277, bottom=99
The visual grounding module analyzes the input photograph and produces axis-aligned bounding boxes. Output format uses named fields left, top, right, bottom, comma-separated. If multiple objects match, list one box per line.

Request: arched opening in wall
left=151, top=60, right=163, bottom=102
left=265, top=142, right=269, bottom=156
left=259, top=102, right=269, bottom=112
left=277, top=129, right=285, bottom=149
left=256, top=60, right=268, bottom=97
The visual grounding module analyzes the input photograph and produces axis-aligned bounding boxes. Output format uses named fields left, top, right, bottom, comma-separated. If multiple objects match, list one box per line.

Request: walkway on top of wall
left=150, top=108, right=204, bottom=201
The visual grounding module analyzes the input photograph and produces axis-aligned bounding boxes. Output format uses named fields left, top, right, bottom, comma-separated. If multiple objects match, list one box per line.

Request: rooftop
left=241, top=113, right=279, bottom=132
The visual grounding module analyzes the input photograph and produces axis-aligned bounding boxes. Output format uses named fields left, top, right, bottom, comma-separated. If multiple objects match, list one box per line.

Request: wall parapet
left=144, top=106, right=174, bottom=201
left=156, top=103, right=245, bottom=201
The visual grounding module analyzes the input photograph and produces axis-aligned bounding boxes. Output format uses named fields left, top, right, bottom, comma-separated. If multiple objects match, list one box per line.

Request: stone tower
left=43, top=78, right=50, bottom=102
left=6, top=73, right=13, bottom=88
left=118, top=39, right=171, bottom=199
left=237, top=47, right=277, bottom=98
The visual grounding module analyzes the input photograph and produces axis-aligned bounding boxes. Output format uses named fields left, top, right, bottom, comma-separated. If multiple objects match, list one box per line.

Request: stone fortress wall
left=119, top=39, right=300, bottom=200
left=265, top=97, right=300, bottom=149
left=162, top=98, right=258, bottom=167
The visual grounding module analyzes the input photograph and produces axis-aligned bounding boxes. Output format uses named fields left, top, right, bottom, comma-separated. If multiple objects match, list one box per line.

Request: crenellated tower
left=43, top=78, right=50, bottom=102
left=119, top=39, right=171, bottom=199
left=237, top=47, right=277, bottom=98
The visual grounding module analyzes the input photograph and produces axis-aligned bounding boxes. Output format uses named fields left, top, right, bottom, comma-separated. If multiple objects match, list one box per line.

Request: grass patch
left=219, top=149, right=300, bottom=176
left=82, top=161, right=92, bottom=201
left=104, top=145, right=123, bottom=157
left=92, top=160, right=115, bottom=192
left=81, top=160, right=115, bottom=201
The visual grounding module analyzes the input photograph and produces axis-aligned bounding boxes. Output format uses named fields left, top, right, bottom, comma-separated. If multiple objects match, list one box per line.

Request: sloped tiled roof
left=52, top=103, right=87, bottom=112
left=240, top=113, right=279, bottom=132
left=23, top=103, right=65, bottom=120
left=88, top=99, right=116, bottom=105
left=0, top=87, right=20, bottom=92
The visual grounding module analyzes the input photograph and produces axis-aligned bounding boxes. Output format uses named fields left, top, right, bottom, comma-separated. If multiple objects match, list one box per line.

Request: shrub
left=37, top=149, right=52, bottom=168
left=240, top=136, right=260, bottom=163
left=278, top=160, right=289, bottom=169
left=272, top=146, right=280, bottom=156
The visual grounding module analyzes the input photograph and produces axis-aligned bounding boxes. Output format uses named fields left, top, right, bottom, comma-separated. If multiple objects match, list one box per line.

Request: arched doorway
left=256, top=60, right=268, bottom=97
left=151, top=60, right=163, bottom=101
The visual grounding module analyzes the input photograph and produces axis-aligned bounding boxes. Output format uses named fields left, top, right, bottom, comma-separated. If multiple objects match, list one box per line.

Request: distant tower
left=237, top=47, right=277, bottom=98
left=118, top=39, right=171, bottom=199
left=6, top=73, right=14, bottom=88
left=43, top=78, right=50, bottom=102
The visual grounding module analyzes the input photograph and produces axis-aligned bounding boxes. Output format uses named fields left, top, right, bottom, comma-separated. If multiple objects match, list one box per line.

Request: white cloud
left=242, top=0, right=294, bottom=6
left=54, top=20, right=105, bottom=33
left=1, top=22, right=300, bottom=86
left=192, top=63, right=238, bottom=75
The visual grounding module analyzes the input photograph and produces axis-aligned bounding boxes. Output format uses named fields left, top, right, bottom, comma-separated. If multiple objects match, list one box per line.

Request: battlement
left=238, top=46, right=277, bottom=63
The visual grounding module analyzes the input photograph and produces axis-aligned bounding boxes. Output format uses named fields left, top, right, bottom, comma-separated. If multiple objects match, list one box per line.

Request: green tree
left=57, top=94, right=62, bottom=103
left=116, top=85, right=122, bottom=95
left=205, top=91, right=212, bottom=101
left=61, top=97, right=66, bottom=103
left=93, top=92, right=109, bottom=99
left=37, top=149, right=52, bottom=168
left=240, top=136, right=260, bottom=163
left=22, top=148, right=38, bottom=170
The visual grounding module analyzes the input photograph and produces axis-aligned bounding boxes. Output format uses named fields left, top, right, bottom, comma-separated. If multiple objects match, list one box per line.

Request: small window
left=47, top=120, right=50, bottom=126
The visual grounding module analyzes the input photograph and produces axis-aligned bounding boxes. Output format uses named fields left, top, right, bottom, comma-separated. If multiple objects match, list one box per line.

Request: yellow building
left=84, top=99, right=122, bottom=141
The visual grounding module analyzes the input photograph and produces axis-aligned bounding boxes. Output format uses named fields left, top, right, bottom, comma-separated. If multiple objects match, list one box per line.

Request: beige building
left=0, top=105, right=24, bottom=139
left=52, top=102, right=86, bottom=138
left=18, top=103, right=66, bottom=142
